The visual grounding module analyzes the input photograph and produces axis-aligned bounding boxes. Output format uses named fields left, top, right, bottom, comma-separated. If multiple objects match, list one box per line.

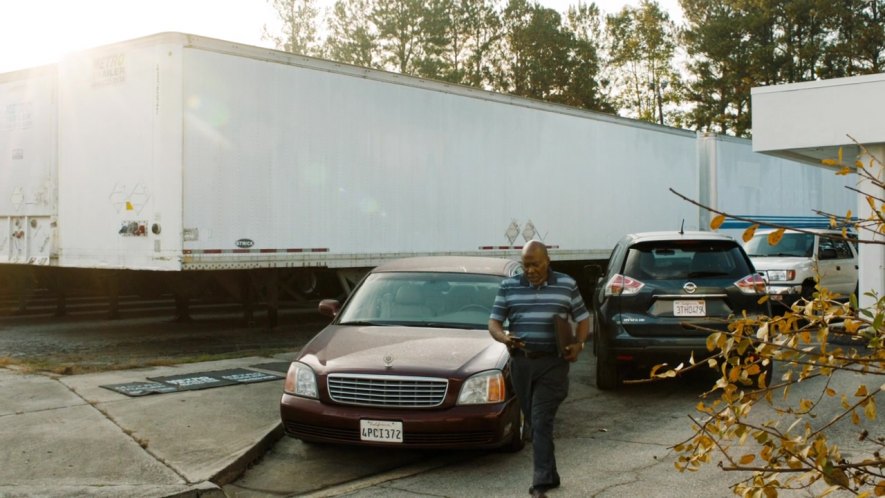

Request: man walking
left=488, top=241, right=590, bottom=497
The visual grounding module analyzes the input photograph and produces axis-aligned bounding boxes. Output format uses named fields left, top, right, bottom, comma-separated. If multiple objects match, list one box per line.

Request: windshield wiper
left=404, top=322, right=483, bottom=330
left=337, top=320, right=392, bottom=326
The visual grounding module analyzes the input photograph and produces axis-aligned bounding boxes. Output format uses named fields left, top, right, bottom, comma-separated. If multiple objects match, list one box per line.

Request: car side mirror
left=584, top=264, right=603, bottom=289
left=819, top=248, right=837, bottom=260
left=318, top=299, right=341, bottom=318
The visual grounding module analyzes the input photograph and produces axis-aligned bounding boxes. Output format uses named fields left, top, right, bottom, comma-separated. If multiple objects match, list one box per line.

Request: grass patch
left=0, top=348, right=295, bottom=376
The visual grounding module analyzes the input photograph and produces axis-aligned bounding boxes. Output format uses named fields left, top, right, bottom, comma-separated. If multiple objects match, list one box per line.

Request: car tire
left=503, top=408, right=526, bottom=453
left=595, top=332, right=621, bottom=390
left=801, top=280, right=815, bottom=301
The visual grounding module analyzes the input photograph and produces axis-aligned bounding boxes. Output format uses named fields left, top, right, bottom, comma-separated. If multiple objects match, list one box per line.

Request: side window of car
left=606, top=246, right=620, bottom=279
left=833, top=239, right=853, bottom=259
left=818, top=238, right=837, bottom=260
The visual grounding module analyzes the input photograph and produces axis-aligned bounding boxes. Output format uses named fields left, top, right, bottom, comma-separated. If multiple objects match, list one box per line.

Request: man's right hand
left=506, top=337, right=526, bottom=349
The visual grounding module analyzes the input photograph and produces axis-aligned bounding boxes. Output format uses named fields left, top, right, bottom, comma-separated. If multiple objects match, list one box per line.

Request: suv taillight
left=735, top=274, right=767, bottom=294
left=604, top=274, right=645, bottom=296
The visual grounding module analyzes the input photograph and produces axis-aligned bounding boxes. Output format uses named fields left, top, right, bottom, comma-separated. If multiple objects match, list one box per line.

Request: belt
left=509, top=348, right=558, bottom=359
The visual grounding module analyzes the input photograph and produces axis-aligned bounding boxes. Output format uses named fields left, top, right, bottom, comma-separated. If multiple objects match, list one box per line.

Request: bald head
left=522, top=240, right=549, bottom=259
left=521, top=240, right=550, bottom=286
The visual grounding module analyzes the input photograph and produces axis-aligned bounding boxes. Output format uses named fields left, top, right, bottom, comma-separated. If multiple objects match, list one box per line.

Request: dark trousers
left=510, top=354, right=570, bottom=488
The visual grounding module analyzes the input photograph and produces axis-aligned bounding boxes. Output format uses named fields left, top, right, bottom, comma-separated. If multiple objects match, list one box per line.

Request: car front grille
left=327, top=374, right=448, bottom=407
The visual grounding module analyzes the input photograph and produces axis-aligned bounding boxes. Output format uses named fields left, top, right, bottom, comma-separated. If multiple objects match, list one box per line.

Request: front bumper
left=280, top=394, right=520, bottom=449
left=766, top=284, right=802, bottom=306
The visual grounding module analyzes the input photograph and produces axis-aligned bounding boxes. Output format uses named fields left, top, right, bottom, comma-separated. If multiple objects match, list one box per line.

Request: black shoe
left=529, top=479, right=560, bottom=495
left=529, top=486, right=548, bottom=498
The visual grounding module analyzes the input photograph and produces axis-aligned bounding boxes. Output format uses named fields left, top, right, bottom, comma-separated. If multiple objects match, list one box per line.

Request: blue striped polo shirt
left=490, top=270, right=590, bottom=353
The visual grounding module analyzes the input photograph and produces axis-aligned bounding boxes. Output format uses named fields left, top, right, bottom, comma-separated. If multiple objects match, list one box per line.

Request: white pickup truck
left=745, top=229, right=859, bottom=305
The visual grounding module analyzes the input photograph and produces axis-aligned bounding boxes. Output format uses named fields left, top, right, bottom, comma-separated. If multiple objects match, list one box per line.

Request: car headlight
left=284, top=362, right=318, bottom=398
left=457, top=370, right=505, bottom=405
left=767, top=270, right=796, bottom=282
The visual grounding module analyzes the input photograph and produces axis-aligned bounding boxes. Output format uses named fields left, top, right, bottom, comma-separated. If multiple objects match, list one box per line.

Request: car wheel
left=503, top=408, right=526, bottom=453
left=800, top=280, right=815, bottom=301
left=595, top=332, right=621, bottom=390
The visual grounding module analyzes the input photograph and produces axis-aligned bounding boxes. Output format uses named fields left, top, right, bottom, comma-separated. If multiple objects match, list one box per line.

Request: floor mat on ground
left=101, top=368, right=284, bottom=397
left=100, top=382, right=180, bottom=397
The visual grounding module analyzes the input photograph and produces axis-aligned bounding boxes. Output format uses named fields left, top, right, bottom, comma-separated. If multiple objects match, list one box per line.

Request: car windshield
left=337, top=272, right=503, bottom=329
left=623, top=240, right=751, bottom=280
left=745, top=233, right=814, bottom=257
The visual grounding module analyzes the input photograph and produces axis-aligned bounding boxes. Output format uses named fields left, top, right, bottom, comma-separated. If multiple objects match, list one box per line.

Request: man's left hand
left=563, top=342, right=584, bottom=362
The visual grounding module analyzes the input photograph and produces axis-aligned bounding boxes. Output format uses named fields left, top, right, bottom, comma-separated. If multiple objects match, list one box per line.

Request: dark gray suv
left=591, top=231, right=768, bottom=390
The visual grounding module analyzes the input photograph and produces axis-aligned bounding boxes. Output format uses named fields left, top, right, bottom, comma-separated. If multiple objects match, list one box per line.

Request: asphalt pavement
left=1, top=348, right=867, bottom=498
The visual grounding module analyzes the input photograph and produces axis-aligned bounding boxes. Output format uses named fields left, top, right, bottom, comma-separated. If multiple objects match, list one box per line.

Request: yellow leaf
left=710, top=214, right=726, bottom=230
left=856, top=385, right=868, bottom=397
left=869, top=196, right=877, bottom=211
left=767, top=228, right=786, bottom=246
left=856, top=160, right=865, bottom=169
left=739, top=454, right=756, bottom=465
left=852, top=410, right=860, bottom=425
left=825, top=388, right=836, bottom=397
left=874, top=480, right=885, bottom=496
left=838, top=146, right=843, bottom=163
left=865, top=400, right=877, bottom=420
left=742, top=224, right=759, bottom=243
left=822, top=158, right=839, bottom=166
left=706, top=333, right=719, bottom=352
left=846, top=209, right=852, bottom=220
left=829, top=216, right=837, bottom=228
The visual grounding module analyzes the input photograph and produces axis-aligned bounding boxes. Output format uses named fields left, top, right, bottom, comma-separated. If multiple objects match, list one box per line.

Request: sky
left=0, top=0, right=683, bottom=74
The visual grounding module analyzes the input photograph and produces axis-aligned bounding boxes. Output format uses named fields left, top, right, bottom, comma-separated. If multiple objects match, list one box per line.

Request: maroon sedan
left=280, top=256, right=525, bottom=451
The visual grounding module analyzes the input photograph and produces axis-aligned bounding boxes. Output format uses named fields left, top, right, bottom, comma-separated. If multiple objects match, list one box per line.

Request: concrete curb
left=209, top=422, right=286, bottom=487
left=162, top=481, right=227, bottom=498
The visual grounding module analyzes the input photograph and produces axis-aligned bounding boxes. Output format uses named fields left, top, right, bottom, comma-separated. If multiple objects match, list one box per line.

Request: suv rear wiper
left=688, top=271, right=730, bottom=278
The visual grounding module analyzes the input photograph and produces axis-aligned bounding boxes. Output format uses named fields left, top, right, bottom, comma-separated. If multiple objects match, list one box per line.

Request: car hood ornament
left=383, top=354, right=394, bottom=369
left=683, top=282, right=698, bottom=294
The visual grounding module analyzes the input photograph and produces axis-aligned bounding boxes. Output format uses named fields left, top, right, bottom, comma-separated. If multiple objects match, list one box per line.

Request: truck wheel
left=595, top=333, right=621, bottom=390
left=801, top=281, right=815, bottom=301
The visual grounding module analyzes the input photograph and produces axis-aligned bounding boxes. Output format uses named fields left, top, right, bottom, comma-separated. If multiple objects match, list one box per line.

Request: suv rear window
left=623, top=240, right=751, bottom=280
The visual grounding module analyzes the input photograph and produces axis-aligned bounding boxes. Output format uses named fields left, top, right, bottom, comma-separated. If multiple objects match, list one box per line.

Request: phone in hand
left=508, top=337, right=526, bottom=349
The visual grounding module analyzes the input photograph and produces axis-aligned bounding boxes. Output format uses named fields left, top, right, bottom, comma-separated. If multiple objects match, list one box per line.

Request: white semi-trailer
left=0, top=33, right=855, bottom=320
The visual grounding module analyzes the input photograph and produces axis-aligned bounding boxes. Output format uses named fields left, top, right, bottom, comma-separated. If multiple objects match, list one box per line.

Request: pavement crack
left=381, top=484, right=451, bottom=497
left=51, top=377, right=192, bottom=484
left=589, top=454, right=670, bottom=498
left=0, top=403, right=87, bottom=419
